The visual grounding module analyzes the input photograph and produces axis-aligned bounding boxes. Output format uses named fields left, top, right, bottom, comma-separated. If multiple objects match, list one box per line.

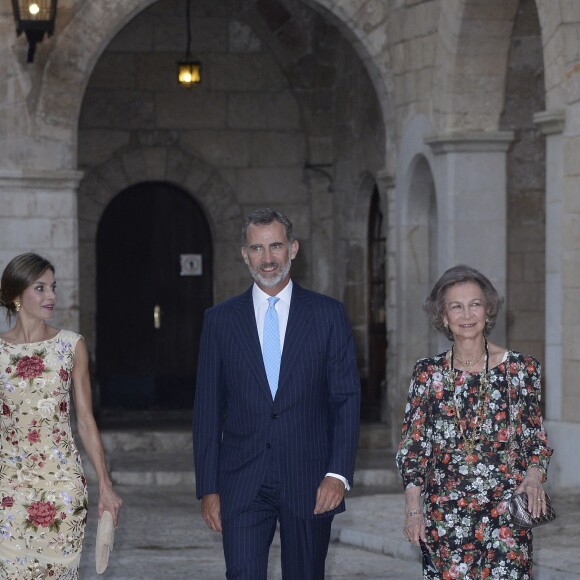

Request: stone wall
left=0, top=171, right=82, bottom=333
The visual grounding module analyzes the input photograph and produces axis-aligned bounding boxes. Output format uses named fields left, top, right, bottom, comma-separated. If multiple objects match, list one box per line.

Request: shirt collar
left=252, top=279, right=293, bottom=304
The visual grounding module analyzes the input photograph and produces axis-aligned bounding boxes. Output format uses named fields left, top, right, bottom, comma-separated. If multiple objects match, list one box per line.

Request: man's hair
left=241, top=208, right=295, bottom=246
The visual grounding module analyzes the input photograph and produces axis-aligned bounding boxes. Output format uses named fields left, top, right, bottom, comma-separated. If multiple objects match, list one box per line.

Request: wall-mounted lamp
left=177, top=0, right=201, bottom=87
left=12, top=0, right=58, bottom=63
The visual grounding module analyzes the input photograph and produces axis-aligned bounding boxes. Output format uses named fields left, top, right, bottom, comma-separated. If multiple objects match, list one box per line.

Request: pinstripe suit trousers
left=222, top=451, right=333, bottom=579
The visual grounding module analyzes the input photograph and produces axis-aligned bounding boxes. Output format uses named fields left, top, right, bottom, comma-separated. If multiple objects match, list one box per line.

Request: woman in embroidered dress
left=396, top=265, right=552, bottom=579
left=0, top=253, right=122, bottom=579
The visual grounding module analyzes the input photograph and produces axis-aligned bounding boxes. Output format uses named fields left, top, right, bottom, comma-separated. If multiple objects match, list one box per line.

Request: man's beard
left=248, top=258, right=292, bottom=289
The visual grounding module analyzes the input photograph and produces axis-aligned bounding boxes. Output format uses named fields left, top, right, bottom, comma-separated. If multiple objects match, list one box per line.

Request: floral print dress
left=396, top=351, right=552, bottom=579
left=0, top=330, right=88, bottom=579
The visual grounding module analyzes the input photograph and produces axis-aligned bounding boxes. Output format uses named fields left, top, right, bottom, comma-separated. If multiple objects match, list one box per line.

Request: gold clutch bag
left=95, top=510, right=115, bottom=574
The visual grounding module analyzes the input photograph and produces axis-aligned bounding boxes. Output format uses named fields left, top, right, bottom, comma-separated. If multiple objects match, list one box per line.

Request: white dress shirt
left=252, top=281, right=292, bottom=351
left=251, top=280, right=349, bottom=490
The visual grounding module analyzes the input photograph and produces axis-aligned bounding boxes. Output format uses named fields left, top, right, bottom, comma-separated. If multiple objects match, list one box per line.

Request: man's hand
left=201, top=493, right=222, bottom=532
left=314, top=476, right=345, bottom=515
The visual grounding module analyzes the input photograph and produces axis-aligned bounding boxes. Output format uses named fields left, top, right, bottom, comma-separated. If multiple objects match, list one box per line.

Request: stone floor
left=78, top=484, right=580, bottom=580
left=78, top=484, right=422, bottom=579
left=76, top=419, right=580, bottom=579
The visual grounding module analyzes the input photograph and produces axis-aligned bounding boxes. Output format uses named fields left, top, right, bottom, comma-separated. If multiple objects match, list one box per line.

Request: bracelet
left=406, top=509, right=422, bottom=517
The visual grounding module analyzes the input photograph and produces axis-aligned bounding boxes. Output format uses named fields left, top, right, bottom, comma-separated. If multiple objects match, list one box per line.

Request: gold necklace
left=448, top=339, right=490, bottom=455
left=451, top=346, right=486, bottom=371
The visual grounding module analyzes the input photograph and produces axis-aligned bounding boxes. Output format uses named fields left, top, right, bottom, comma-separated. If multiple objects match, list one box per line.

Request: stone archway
left=40, top=0, right=390, bottom=303
left=31, top=0, right=393, bottom=173
left=429, top=0, right=575, bottom=131
left=403, top=155, right=437, bottom=358
left=19, top=0, right=392, bottom=430
left=77, top=144, right=243, bottom=353
left=391, top=152, right=437, bottom=437
left=431, top=0, right=520, bottom=132
left=298, top=0, right=395, bottom=150
left=391, top=114, right=439, bottom=441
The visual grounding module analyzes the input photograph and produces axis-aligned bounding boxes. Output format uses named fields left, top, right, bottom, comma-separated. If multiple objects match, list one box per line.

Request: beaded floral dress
left=0, top=330, right=88, bottom=579
left=396, top=351, right=552, bottom=579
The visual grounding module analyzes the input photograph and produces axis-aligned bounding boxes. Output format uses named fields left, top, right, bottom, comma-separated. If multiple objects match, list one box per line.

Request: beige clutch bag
left=95, top=511, right=115, bottom=574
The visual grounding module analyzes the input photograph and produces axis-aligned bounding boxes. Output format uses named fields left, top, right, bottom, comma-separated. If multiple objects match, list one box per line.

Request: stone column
left=306, top=165, right=334, bottom=297
left=540, top=106, right=580, bottom=488
left=425, top=131, right=514, bottom=346
left=0, top=170, right=83, bottom=333
left=533, top=110, right=565, bottom=422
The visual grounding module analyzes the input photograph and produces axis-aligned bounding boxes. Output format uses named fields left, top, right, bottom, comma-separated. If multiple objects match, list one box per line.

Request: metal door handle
left=154, top=305, right=161, bottom=329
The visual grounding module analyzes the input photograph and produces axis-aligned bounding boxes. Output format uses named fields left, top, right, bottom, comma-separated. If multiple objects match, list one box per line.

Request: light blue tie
left=263, top=297, right=281, bottom=398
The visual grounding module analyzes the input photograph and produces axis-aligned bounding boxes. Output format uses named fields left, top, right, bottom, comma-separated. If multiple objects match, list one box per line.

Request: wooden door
left=96, top=182, right=212, bottom=409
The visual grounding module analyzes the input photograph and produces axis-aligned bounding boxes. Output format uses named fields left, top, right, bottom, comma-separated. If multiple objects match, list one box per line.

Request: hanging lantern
left=178, top=60, right=202, bottom=87
left=177, top=0, right=201, bottom=87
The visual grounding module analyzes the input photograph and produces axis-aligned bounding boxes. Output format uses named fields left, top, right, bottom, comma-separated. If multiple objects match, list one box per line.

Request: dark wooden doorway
left=96, top=182, right=212, bottom=410
left=364, top=187, right=386, bottom=421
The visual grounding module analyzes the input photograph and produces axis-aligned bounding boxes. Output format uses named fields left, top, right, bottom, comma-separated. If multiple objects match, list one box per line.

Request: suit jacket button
left=271, top=413, right=278, bottom=419
left=266, top=443, right=271, bottom=449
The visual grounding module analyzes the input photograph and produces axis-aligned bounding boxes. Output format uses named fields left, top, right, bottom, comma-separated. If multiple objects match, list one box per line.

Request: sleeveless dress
left=396, top=351, right=552, bottom=579
left=0, top=330, right=88, bottom=579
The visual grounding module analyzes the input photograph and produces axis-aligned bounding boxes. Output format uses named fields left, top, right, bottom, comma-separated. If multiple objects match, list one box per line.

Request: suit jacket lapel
left=231, top=287, right=272, bottom=399
left=279, top=284, right=312, bottom=389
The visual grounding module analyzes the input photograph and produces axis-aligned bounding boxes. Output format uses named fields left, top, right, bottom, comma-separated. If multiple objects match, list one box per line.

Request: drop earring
left=14, top=298, right=21, bottom=313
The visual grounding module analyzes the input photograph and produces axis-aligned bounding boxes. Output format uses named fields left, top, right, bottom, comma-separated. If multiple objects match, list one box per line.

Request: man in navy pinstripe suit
left=193, top=208, right=361, bottom=579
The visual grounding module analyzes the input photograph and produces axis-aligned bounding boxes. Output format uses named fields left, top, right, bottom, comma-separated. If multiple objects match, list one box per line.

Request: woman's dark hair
left=241, top=208, right=295, bottom=246
left=424, top=264, right=504, bottom=340
left=0, top=253, right=55, bottom=317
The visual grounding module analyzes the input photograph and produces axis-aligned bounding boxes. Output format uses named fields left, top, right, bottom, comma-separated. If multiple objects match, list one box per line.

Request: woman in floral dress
left=0, top=253, right=122, bottom=579
left=396, top=265, right=552, bottom=579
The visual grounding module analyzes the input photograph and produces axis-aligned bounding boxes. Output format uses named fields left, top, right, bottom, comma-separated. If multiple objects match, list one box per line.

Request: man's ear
left=241, top=247, right=249, bottom=265
left=290, top=240, right=299, bottom=260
